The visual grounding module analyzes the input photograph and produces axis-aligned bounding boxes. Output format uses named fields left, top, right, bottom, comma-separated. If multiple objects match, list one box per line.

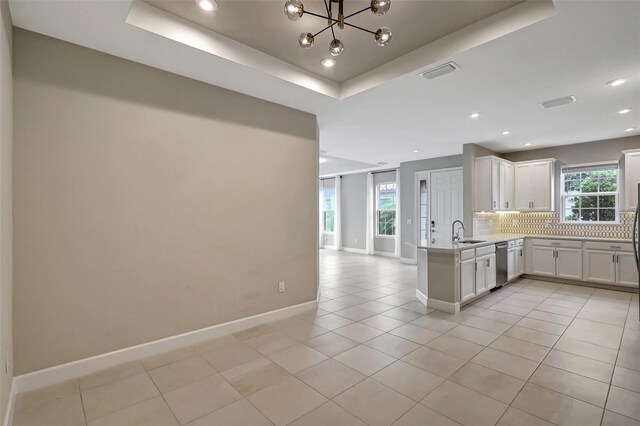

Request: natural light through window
left=561, top=163, right=619, bottom=223
left=323, top=187, right=335, bottom=232
left=376, top=182, right=397, bottom=236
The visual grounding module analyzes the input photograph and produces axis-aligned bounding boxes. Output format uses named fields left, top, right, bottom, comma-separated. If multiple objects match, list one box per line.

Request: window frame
left=322, top=186, right=335, bottom=233
left=560, top=162, right=620, bottom=225
left=375, top=181, right=397, bottom=238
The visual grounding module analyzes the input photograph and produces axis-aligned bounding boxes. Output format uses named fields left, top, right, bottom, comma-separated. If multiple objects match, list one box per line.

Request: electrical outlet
left=278, top=281, right=285, bottom=293
left=407, top=218, right=412, bottom=225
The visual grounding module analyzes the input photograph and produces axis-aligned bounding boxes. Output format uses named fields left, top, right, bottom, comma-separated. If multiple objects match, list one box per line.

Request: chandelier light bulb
left=284, top=0, right=304, bottom=20
left=374, top=27, right=392, bottom=46
left=298, top=32, right=314, bottom=48
left=370, top=0, right=391, bottom=16
left=329, top=39, right=344, bottom=56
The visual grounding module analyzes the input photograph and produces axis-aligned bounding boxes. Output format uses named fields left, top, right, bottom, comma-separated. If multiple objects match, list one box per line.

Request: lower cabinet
left=461, top=258, right=476, bottom=303
left=460, top=250, right=496, bottom=304
left=618, top=252, right=639, bottom=287
left=531, top=246, right=556, bottom=276
left=530, top=240, right=583, bottom=281
left=507, top=247, right=517, bottom=281
left=516, top=246, right=525, bottom=276
left=556, top=248, right=583, bottom=280
left=583, top=248, right=639, bottom=287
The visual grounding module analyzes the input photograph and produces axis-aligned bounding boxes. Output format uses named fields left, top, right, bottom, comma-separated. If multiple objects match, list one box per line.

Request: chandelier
left=284, top=0, right=392, bottom=57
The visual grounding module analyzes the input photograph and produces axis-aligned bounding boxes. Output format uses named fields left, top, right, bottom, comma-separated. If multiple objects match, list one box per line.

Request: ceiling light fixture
left=607, top=79, right=626, bottom=87
left=285, top=0, right=392, bottom=58
left=523, top=143, right=532, bottom=146
left=321, top=58, right=336, bottom=68
left=618, top=108, right=632, bottom=114
left=377, top=161, right=388, bottom=165
left=319, top=157, right=327, bottom=163
left=469, top=113, right=480, bottom=119
left=502, top=130, right=511, bottom=135
left=413, top=149, right=420, bottom=153
left=196, top=0, right=217, bottom=12
left=626, top=127, right=636, bottom=132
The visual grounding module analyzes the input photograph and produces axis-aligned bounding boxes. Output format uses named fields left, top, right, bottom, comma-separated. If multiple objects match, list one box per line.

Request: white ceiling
left=8, top=0, right=640, bottom=174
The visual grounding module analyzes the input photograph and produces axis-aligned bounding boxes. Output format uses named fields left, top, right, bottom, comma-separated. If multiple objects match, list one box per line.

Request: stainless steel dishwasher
left=494, top=242, right=508, bottom=290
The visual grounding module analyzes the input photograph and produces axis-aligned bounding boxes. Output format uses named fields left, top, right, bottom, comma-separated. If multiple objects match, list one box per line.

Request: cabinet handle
left=475, top=262, right=478, bottom=271
left=519, top=249, right=523, bottom=256
left=487, top=259, right=490, bottom=267
left=531, top=201, right=534, bottom=208
left=616, top=254, right=619, bottom=263
left=493, top=201, right=496, bottom=208
left=610, top=246, right=621, bottom=249
left=506, top=201, right=509, bottom=209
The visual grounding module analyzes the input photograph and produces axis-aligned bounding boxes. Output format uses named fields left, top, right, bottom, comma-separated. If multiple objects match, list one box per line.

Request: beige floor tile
left=607, top=386, right=640, bottom=421
left=259, top=342, right=320, bottom=371
left=489, top=303, right=532, bottom=317
left=554, top=336, right=618, bottom=364
left=401, top=347, right=466, bottom=378
left=462, top=316, right=512, bottom=334
left=563, top=318, right=624, bottom=349
left=613, top=366, right=640, bottom=393
left=13, top=393, right=85, bottom=426
left=280, top=321, right=329, bottom=341
left=88, top=395, right=178, bottom=426
left=201, top=342, right=262, bottom=372
left=618, top=349, right=640, bottom=372
left=445, top=324, right=499, bottom=346
left=333, top=323, right=384, bottom=343
left=334, top=345, right=396, bottom=376
left=312, top=313, right=354, bottom=330
left=542, top=297, right=583, bottom=310
left=382, top=307, right=423, bottom=322
left=526, top=309, right=573, bottom=325
left=333, top=378, right=415, bottom=426
left=372, top=360, right=444, bottom=401
left=449, top=362, right=525, bottom=404
left=476, top=309, right=523, bottom=325
left=496, top=407, right=554, bottom=426
left=425, top=335, right=484, bottom=361
left=392, top=404, right=460, bottom=426
left=193, top=335, right=241, bottom=354
left=365, top=333, right=420, bottom=358
left=82, top=372, right=159, bottom=420
left=80, top=362, right=146, bottom=392
left=248, top=377, right=327, bottom=426
left=359, top=300, right=397, bottom=314
left=296, top=359, right=365, bottom=398
left=577, top=307, right=628, bottom=327
left=149, top=355, right=216, bottom=393
left=15, top=379, right=79, bottom=411
left=512, top=383, right=603, bottom=426
left=390, top=323, right=441, bottom=345
left=289, top=401, right=367, bottom=426
left=243, top=331, right=298, bottom=355
left=602, top=410, right=640, bottom=426
left=335, top=306, right=378, bottom=321
left=304, top=332, right=358, bottom=357
left=163, top=374, right=243, bottom=424
left=535, top=303, right=579, bottom=317
left=220, top=356, right=290, bottom=396
left=543, top=349, right=614, bottom=382
left=471, top=347, right=539, bottom=381
left=503, top=325, right=559, bottom=347
left=421, top=380, right=507, bottom=426
left=500, top=296, right=540, bottom=309
left=516, top=317, right=567, bottom=335
left=530, top=364, right=609, bottom=407
left=359, top=314, right=406, bottom=332
left=233, top=324, right=276, bottom=341
left=142, top=347, right=196, bottom=370
left=186, top=399, right=272, bottom=426
left=410, top=316, right=458, bottom=333
left=489, top=335, right=550, bottom=362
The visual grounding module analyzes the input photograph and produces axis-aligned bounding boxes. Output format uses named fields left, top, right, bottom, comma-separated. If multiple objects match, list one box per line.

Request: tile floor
left=12, top=250, right=640, bottom=426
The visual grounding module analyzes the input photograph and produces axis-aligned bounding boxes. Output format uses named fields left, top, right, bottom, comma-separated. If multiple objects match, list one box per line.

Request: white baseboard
left=400, top=257, right=417, bottom=265
left=2, top=378, right=15, bottom=426
left=342, top=247, right=366, bottom=254
left=13, top=300, right=317, bottom=395
left=374, top=251, right=397, bottom=258
left=427, top=298, right=460, bottom=314
left=415, top=289, right=428, bottom=306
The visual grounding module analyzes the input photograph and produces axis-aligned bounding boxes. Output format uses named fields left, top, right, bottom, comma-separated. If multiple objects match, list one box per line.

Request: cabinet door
left=507, top=248, right=516, bottom=281
left=475, top=256, right=488, bottom=296
left=624, top=151, right=640, bottom=211
left=583, top=250, right=616, bottom=284
left=460, top=258, right=476, bottom=303
left=485, top=254, right=497, bottom=290
left=516, top=247, right=525, bottom=276
left=514, top=163, right=533, bottom=210
left=500, top=162, right=515, bottom=210
left=617, top=252, right=639, bottom=287
left=531, top=246, right=556, bottom=276
left=474, top=158, right=498, bottom=212
left=532, top=161, right=553, bottom=211
left=556, top=248, right=583, bottom=280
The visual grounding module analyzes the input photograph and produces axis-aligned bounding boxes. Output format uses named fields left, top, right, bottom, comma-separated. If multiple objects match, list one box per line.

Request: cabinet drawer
left=476, top=245, right=496, bottom=256
left=530, top=239, right=582, bottom=249
left=583, top=241, right=632, bottom=252
left=461, top=249, right=475, bottom=261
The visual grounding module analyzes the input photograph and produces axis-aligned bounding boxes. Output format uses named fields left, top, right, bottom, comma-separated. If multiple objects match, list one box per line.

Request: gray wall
left=0, top=0, right=12, bottom=418
left=13, top=30, right=318, bottom=374
left=340, top=173, right=366, bottom=250
left=463, top=143, right=496, bottom=237
left=399, top=155, right=463, bottom=260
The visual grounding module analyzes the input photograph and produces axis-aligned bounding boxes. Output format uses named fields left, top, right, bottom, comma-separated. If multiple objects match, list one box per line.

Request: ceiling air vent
left=419, top=62, right=459, bottom=80
left=540, top=96, right=577, bottom=109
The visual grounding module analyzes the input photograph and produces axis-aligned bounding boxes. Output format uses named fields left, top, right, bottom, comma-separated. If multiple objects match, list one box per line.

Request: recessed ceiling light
left=502, top=130, right=511, bottom=135
left=319, top=157, right=327, bottom=163
left=618, top=108, right=632, bottom=114
left=377, top=162, right=388, bottom=166
left=321, top=58, right=336, bottom=68
left=626, top=127, right=636, bottom=132
left=607, top=79, right=626, bottom=87
left=413, top=149, right=420, bottom=153
left=196, top=0, right=217, bottom=11
left=523, top=143, right=532, bottom=147
left=469, top=113, right=480, bottom=119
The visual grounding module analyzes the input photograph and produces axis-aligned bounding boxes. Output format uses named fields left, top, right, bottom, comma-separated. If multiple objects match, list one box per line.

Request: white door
left=460, top=258, right=476, bottom=303
left=507, top=247, right=517, bottom=281
left=531, top=246, right=556, bottom=276
left=617, top=252, right=639, bottom=287
left=500, top=162, right=514, bottom=211
left=416, top=173, right=429, bottom=244
left=532, top=161, right=552, bottom=210
left=429, top=169, right=463, bottom=245
left=516, top=247, right=525, bottom=276
left=514, top=163, right=533, bottom=210
left=583, top=250, right=616, bottom=284
left=556, top=248, right=583, bottom=280
left=485, top=254, right=497, bottom=290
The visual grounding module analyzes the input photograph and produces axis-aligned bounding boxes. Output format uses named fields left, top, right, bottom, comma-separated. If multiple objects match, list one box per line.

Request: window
left=323, top=187, right=335, bottom=232
left=561, top=163, right=618, bottom=223
left=376, top=182, right=397, bottom=236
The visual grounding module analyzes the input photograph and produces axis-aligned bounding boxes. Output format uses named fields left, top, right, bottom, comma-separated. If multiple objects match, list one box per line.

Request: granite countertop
left=418, top=234, right=633, bottom=253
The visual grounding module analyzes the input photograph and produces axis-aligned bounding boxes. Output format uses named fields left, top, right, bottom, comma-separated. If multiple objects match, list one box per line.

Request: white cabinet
left=583, top=250, right=616, bottom=284
left=514, top=160, right=555, bottom=211
left=507, top=247, right=517, bottom=281
left=583, top=244, right=639, bottom=287
left=531, top=246, right=556, bottom=276
left=485, top=253, right=497, bottom=290
left=617, top=252, right=639, bottom=287
left=499, top=162, right=514, bottom=211
left=474, top=157, right=514, bottom=211
left=516, top=245, right=525, bottom=276
left=460, top=258, right=476, bottom=303
left=621, top=149, right=640, bottom=211
left=460, top=247, right=496, bottom=304
left=530, top=239, right=582, bottom=279
left=556, top=248, right=583, bottom=280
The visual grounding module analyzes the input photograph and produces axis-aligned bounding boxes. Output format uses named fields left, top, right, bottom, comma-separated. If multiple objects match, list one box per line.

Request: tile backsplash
left=473, top=211, right=635, bottom=240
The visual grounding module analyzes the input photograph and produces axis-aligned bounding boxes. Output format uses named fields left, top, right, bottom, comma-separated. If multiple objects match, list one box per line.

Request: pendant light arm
left=344, top=6, right=370, bottom=20
left=313, top=21, right=338, bottom=38
left=343, top=21, right=377, bottom=35
left=304, top=10, right=339, bottom=22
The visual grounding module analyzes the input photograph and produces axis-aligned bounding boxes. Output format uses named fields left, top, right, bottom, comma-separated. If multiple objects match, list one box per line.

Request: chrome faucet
left=451, top=220, right=465, bottom=243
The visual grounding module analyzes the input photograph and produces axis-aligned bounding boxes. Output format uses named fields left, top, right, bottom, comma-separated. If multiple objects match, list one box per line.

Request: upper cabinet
left=620, top=149, right=640, bottom=211
left=474, top=156, right=514, bottom=211
left=514, top=160, right=555, bottom=211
